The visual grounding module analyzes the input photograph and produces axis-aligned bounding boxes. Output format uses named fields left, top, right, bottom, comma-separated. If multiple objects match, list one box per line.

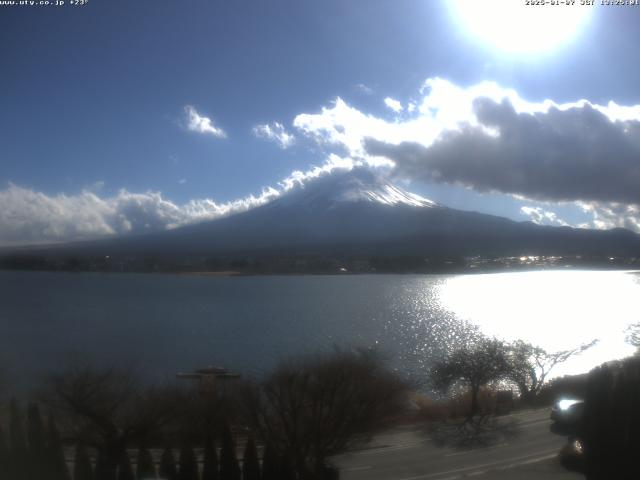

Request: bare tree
left=41, top=365, right=180, bottom=480
left=243, top=348, right=409, bottom=479
left=175, top=380, right=244, bottom=445
left=431, top=338, right=510, bottom=420
left=505, top=339, right=597, bottom=404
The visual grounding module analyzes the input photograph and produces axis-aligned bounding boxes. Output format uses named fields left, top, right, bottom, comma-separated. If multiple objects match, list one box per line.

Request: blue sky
left=2, top=0, right=640, bottom=244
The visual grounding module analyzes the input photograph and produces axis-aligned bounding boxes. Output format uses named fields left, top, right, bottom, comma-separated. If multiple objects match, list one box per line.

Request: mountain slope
left=6, top=169, right=640, bottom=260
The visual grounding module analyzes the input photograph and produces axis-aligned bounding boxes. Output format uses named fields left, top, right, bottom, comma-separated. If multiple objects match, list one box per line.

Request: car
left=559, top=436, right=586, bottom=473
left=550, top=398, right=584, bottom=436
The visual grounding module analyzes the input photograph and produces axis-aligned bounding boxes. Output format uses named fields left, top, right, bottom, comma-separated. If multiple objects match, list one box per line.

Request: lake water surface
left=1, top=270, right=639, bottom=390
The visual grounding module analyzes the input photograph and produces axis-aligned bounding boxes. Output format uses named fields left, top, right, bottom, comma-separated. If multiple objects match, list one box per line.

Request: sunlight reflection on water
left=435, top=270, right=640, bottom=377
left=1, top=270, right=639, bottom=390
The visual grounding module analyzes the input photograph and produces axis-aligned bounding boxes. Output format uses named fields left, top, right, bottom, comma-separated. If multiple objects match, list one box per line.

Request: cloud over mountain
left=367, top=97, right=640, bottom=206
left=520, top=206, right=569, bottom=227
left=0, top=155, right=359, bottom=246
left=292, top=78, right=640, bottom=232
left=0, top=184, right=275, bottom=246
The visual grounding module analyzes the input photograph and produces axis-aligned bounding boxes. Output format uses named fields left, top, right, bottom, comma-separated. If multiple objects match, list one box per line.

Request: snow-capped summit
left=271, top=168, right=436, bottom=210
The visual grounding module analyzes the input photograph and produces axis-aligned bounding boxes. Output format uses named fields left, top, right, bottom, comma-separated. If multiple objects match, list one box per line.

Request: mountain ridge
left=2, top=170, right=640, bottom=270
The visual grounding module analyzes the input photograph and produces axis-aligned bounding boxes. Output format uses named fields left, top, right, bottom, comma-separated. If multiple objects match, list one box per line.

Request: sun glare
left=451, top=0, right=594, bottom=55
left=437, top=270, right=639, bottom=377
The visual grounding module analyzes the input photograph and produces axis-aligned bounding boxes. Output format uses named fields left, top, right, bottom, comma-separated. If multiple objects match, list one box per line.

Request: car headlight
left=558, top=399, right=582, bottom=411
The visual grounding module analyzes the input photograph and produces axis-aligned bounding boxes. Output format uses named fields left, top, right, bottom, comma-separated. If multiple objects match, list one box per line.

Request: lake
left=1, top=269, right=639, bottom=391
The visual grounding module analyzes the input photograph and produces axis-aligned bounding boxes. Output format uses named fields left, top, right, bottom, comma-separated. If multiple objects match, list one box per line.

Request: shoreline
left=1, top=265, right=639, bottom=277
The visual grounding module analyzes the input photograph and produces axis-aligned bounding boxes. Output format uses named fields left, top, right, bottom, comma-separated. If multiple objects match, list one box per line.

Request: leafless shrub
left=426, top=414, right=520, bottom=449
left=243, top=348, right=409, bottom=479
left=505, top=339, right=597, bottom=404
left=39, top=363, right=182, bottom=480
left=430, top=338, right=510, bottom=420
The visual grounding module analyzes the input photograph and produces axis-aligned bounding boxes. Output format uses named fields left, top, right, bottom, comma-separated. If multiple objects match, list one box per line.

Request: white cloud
left=520, top=206, right=569, bottom=227
left=178, top=179, right=187, bottom=185
left=292, top=77, right=640, bottom=232
left=0, top=155, right=369, bottom=246
left=0, top=183, right=276, bottom=246
left=252, top=122, right=295, bottom=149
left=293, top=97, right=432, bottom=160
left=354, top=83, right=374, bottom=95
left=384, top=97, right=403, bottom=113
left=577, top=202, right=640, bottom=232
left=276, top=154, right=362, bottom=191
left=184, top=105, right=227, bottom=138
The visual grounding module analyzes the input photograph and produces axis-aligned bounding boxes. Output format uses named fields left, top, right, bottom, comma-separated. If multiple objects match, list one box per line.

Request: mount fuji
left=5, top=169, right=640, bottom=266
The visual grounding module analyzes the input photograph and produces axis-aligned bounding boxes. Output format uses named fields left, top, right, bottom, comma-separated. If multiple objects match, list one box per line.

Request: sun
left=450, top=0, right=594, bottom=55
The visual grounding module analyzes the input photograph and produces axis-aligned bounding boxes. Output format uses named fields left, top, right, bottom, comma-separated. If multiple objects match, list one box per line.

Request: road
left=334, top=408, right=584, bottom=480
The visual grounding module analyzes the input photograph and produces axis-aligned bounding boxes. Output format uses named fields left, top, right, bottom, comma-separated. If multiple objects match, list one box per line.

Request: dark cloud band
left=366, top=97, right=640, bottom=205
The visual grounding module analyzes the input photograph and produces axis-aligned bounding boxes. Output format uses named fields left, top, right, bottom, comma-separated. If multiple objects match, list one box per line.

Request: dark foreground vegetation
left=426, top=325, right=640, bottom=479
left=544, top=354, right=640, bottom=480
left=1, top=326, right=639, bottom=480
left=0, top=349, right=408, bottom=480
left=580, top=355, right=640, bottom=479
left=429, top=332, right=596, bottom=419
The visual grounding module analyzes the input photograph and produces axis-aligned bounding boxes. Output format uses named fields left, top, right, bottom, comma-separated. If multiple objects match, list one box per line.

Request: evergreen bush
left=159, top=447, right=178, bottom=480
left=74, top=444, right=94, bottom=480
left=178, top=445, right=198, bottom=480
left=220, top=425, right=240, bottom=480
left=201, top=437, right=219, bottom=480
left=136, top=447, right=156, bottom=479
left=117, top=451, right=135, bottom=480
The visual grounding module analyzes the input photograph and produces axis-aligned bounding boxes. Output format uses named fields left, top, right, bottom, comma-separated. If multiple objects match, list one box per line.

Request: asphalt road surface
left=334, top=408, right=584, bottom=480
